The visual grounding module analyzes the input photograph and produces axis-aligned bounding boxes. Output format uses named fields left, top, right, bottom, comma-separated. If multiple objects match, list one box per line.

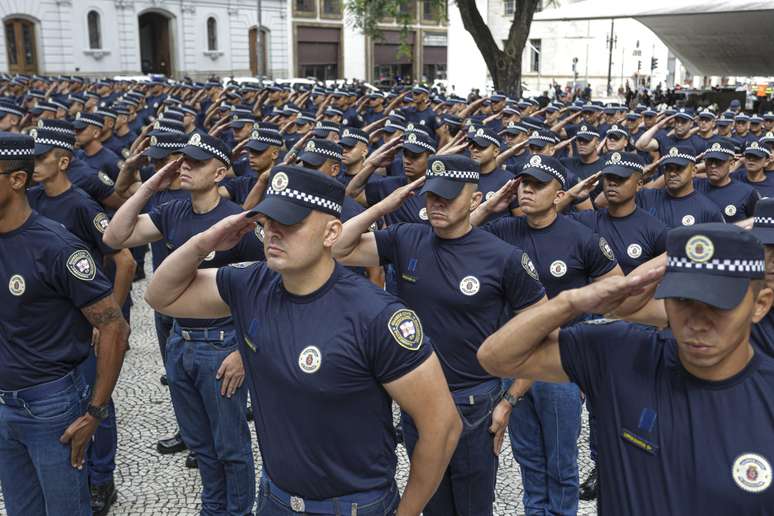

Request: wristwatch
left=87, top=403, right=109, bottom=421
left=502, top=392, right=524, bottom=407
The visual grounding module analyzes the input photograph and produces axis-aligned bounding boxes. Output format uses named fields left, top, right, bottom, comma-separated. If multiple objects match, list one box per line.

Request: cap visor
left=654, top=271, right=749, bottom=310
left=253, top=196, right=312, bottom=226
left=703, top=151, right=732, bottom=161
left=526, top=139, right=549, bottom=148
left=602, top=165, right=637, bottom=178
left=419, top=177, right=465, bottom=200
left=143, top=147, right=175, bottom=159
left=470, top=136, right=495, bottom=148
left=230, top=121, right=249, bottom=128
left=180, top=145, right=212, bottom=162
left=674, top=115, right=693, bottom=121
left=298, top=152, right=326, bottom=167
left=575, top=134, right=597, bottom=142
left=73, top=120, right=89, bottom=130
left=245, top=141, right=270, bottom=153
left=313, top=129, right=333, bottom=138
left=745, top=150, right=769, bottom=158
left=383, top=127, right=399, bottom=133
left=752, top=226, right=774, bottom=245
left=338, top=138, right=358, bottom=148
left=517, top=168, right=555, bottom=183
left=661, top=157, right=693, bottom=167
left=403, top=143, right=429, bottom=154
left=33, top=143, right=54, bottom=156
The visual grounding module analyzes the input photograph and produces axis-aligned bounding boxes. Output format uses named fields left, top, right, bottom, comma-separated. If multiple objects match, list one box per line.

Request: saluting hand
left=217, top=351, right=245, bottom=398
left=195, top=211, right=261, bottom=255
left=567, top=171, right=602, bottom=201
left=379, top=176, right=426, bottom=215
left=145, top=156, right=183, bottom=192
left=565, top=266, right=665, bottom=316
left=484, top=178, right=520, bottom=214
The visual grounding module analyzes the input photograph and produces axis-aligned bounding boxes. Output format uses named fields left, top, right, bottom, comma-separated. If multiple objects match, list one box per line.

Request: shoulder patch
left=98, top=170, right=115, bottom=186
left=599, top=237, right=615, bottom=261
left=582, top=318, right=615, bottom=325
left=66, top=249, right=97, bottom=281
left=387, top=309, right=424, bottom=351
left=93, top=212, right=109, bottom=234
left=521, top=252, right=540, bottom=281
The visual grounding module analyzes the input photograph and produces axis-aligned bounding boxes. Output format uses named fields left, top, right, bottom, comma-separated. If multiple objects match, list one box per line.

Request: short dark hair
left=0, top=159, right=34, bottom=187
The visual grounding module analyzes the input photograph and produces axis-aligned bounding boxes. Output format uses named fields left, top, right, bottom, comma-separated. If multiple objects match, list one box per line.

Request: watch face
left=88, top=404, right=109, bottom=419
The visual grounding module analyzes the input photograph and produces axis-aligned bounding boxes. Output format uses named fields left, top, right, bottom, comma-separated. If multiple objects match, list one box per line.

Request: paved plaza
left=1, top=266, right=598, bottom=515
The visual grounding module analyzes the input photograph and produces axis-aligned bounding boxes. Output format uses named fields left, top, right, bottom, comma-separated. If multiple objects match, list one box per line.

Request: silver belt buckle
left=181, top=330, right=191, bottom=341
left=289, top=495, right=305, bottom=512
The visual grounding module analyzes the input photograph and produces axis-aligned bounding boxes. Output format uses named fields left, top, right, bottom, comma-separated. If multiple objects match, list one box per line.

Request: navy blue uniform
left=366, top=176, right=428, bottom=225
left=147, top=197, right=265, bottom=329
left=374, top=223, right=545, bottom=390
left=731, top=170, right=774, bottom=199
left=77, top=147, right=121, bottom=182
left=220, top=175, right=257, bottom=205
left=570, top=208, right=667, bottom=274
left=561, top=156, right=607, bottom=181
left=405, top=107, right=439, bottom=134
left=0, top=212, right=113, bottom=390
left=560, top=321, right=774, bottom=515
left=144, top=189, right=191, bottom=271
left=68, top=159, right=116, bottom=203
left=104, top=130, right=137, bottom=158
left=694, top=178, right=759, bottom=223
left=751, top=311, right=774, bottom=358
left=216, top=262, right=431, bottom=499
left=636, top=189, right=724, bottom=229
left=478, top=167, right=517, bottom=223
left=654, top=133, right=704, bottom=155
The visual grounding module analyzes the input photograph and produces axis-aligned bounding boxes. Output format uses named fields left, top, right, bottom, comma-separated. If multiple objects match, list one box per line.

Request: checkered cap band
left=34, top=136, right=73, bottom=151
left=754, top=216, right=774, bottom=226
left=95, top=109, right=116, bottom=119
left=667, top=256, right=764, bottom=274
left=341, top=131, right=369, bottom=144
left=0, top=147, right=33, bottom=157
left=78, top=116, right=104, bottom=129
left=266, top=187, right=342, bottom=214
left=304, top=146, right=342, bottom=161
left=472, top=132, right=501, bottom=147
left=528, top=133, right=556, bottom=144
left=605, top=159, right=643, bottom=171
left=0, top=105, right=24, bottom=117
left=746, top=145, right=772, bottom=157
left=426, top=168, right=479, bottom=181
left=606, top=127, right=628, bottom=136
left=404, top=137, right=436, bottom=153
left=706, top=146, right=735, bottom=156
left=523, top=161, right=565, bottom=186
left=665, top=152, right=696, bottom=163
left=189, top=138, right=231, bottom=167
left=35, top=104, right=58, bottom=113
left=153, top=140, right=186, bottom=150
left=155, top=124, right=184, bottom=134
left=385, top=120, right=406, bottom=131
left=250, top=134, right=283, bottom=147
left=577, top=129, right=600, bottom=138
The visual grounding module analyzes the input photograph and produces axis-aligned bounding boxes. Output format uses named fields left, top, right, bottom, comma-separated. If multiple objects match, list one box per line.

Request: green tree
left=346, top=0, right=542, bottom=97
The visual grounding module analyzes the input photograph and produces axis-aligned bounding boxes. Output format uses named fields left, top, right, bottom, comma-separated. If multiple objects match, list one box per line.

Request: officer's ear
left=58, top=153, right=71, bottom=172
left=322, top=217, right=342, bottom=250
left=492, top=145, right=500, bottom=157
left=270, top=146, right=280, bottom=162
left=751, top=281, right=774, bottom=324
left=470, top=190, right=483, bottom=212
left=330, top=162, right=340, bottom=176
left=213, top=164, right=228, bottom=183
left=553, top=187, right=567, bottom=206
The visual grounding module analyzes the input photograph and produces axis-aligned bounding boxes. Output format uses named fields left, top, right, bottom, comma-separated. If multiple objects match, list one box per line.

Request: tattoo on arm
left=81, top=296, right=126, bottom=328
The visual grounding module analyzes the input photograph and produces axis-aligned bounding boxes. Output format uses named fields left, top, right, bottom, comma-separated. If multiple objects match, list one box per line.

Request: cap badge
left=37, top=119, right=44, bottom=128
left=685, top=235, right=714, bottom=263
left=189, top=133, right=201, bottom=145
left=612, top=124, right=618, bottom=130
left=154, top=121, right=161, bottom=129
left=407, top=123, right=415, bottom=130
left=150, top=135, right=158, bottom=146
left=305, top=141, right=316, bottom=152
left=581, top=125, right=587, bottom=131
left=407, top=133, right=417, bottom=143
left=385, top=120, right=392, bottom=127
left=75, top=112, right=81, bottom=119
left=315, top=121, right=322, bottom=128
left=711, top=142, right=721, bottom=151
left=508, top=122, right=516, bottom=128
left=29, top=129, right=37, bottom=139
left=529, top=155, right=542, bottom=167
left=343, top=129, right=350, bottom=137
left=232, top=114, right=238, bottom=121
left=669, top=147, right=679, bottom=156
left=610, top=152, right=621, bottom=163
left=751, top=142, right=760, bottom=149
left=271, top=171, right=289, bottom=192
left=768, top=132, right=774, bottom=138
left=531, top=131, right=539, bottom=138
left=431, top=160, right=445, bottom=174
left=250, top=130, right=259, bottom=139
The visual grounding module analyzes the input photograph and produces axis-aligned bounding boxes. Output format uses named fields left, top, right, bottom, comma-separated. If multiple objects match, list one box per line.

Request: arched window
left=207, top=17, right=217, bottom=51
left=87, top=10, right=101, bottom=49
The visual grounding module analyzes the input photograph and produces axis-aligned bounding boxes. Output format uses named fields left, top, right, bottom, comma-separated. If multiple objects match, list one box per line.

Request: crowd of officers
left=1, top=73, right=774, bottom=516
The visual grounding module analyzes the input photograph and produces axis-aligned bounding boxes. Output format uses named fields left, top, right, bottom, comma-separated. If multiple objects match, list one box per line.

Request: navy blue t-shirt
left=405, top=106, right=439, bottom=134
left=221, top=175, right=257, bottom=206
left=374, top=224, right=545, bottom=390
left=636, top=189, right=724, bottom=229
left=144, top=188, right=190, bottom=270
left=365, top=175, right=428, bottom=225
left=560, top=321, right=774, bottom=515
left=216, top=262, right=431, bottom=498
left=482, top=214, right=618, bottom=299
left=569, top=207, right=666, bottom=274
left=104, top=130, right=137, bottom=158
left=78, top=146, right=121, bottom=182
left=68, top=159, right=116, bottom=203
left=478, top=167, right=517, bottom=223
left=561, top=155, right=607, bottom=181
left=147, top=197, right=265, bottom=328
left=731, top=170, right=774, bottom=199
left=751, top=310, right=774, bottom=359
left=693, top=178, right=759, bottom=223
left=0, top=212, right=113, bottom=390
left=654, top=133, right=704, bottom=155
left=28, top=186, right=116, bottom=262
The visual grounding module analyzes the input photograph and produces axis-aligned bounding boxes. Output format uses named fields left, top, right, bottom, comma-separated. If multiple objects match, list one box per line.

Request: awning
left=533, top=0, right=774, bottom=76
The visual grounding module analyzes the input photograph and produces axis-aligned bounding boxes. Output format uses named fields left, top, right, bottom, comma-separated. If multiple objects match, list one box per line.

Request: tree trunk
left=455, top=0, right=539, bottom=98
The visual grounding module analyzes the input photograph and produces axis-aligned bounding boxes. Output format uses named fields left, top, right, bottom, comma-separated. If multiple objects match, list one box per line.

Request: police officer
left=635, top=144, right=724, bottom=228
left=467, top=126, right=519, bottom=221
left=635, top=110, right=701, bottom=156
left=337, top=127, right=371, bottom=187
left=732, top=141, right=774, bottom=198
left=0, top=132, right=129, bottom=515
left=749, top=198, right=774, bottom=357
left=478, top=223, right=774, bottom=514
left=103, top=132, right=262, bottom=514
left=334, top=154, right=548, bottom=515
left=561, top=124, right=607, bottom=180
left=73, top=112, right=121, bottom=182
left=144, top=165, right=462, bottom=515
left=472, top=155, right=623, bottom=515
left=694, top=140, right=759, bottom=222
left=219, top=127, right=283, bottom=206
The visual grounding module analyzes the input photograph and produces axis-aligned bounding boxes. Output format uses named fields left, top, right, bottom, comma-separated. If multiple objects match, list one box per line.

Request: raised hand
left=565, top=266, right=665, bottom=316
left=378, top=176, right=426, bottom=215
left=196, top=211, right=261, bottom=254
left=146, top=156, right=183, bottom=192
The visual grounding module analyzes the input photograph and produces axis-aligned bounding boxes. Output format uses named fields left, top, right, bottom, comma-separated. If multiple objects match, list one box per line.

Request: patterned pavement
left=1, top=265, right=598, bottom=515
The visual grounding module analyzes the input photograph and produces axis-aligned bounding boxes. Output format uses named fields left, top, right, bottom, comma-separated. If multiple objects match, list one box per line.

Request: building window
left=397, top=1, right=417, bottom=21
left=207, top=17, right=217, bottom=51
left=87, top=10, right=101, bottom=49
left=504, top=0, right=515, bottom=16
left=321, top=0, right=341, bottom=17
left=295, top=0, right=316, bottom=16
left=529, top=38, right=541, bottom=73
left=422, top=0, right=439, bottom=21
